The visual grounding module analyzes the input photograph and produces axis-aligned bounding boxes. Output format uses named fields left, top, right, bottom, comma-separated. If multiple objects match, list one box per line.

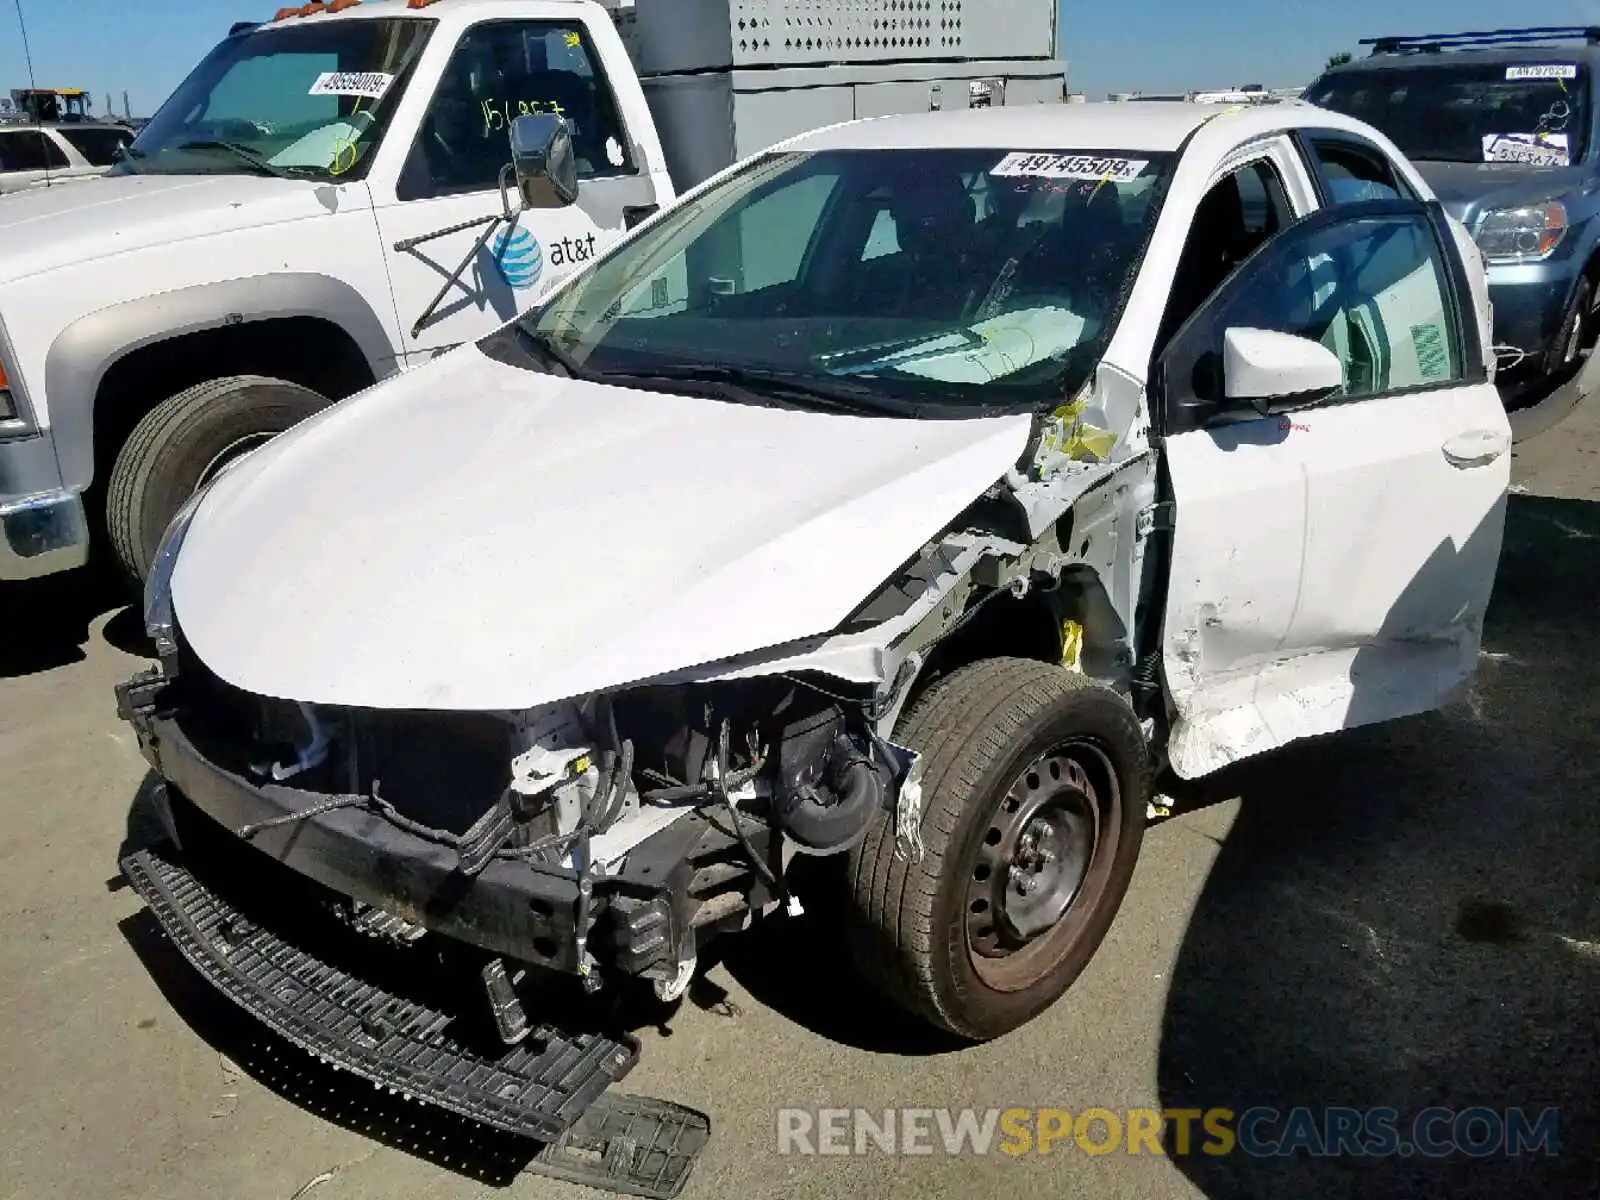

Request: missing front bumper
left=117, top=695, right=691, bottom=981
left=122, top=846, right=710, bottom=1197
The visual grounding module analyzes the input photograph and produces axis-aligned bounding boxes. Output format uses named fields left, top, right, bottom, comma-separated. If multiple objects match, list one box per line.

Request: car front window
left=507, top=146, right=1173, bottom=417
left=116, top=18, right=434, bottom=182
left=1308, top=62, right=1591, bottom=166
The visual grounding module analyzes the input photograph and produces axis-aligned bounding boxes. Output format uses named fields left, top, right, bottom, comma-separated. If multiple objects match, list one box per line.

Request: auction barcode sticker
left=1506, top=64, right=1577, bottom=80
left=308, top=71, right=396, bottom=100
left=991, top=152, right=1150, bottom=182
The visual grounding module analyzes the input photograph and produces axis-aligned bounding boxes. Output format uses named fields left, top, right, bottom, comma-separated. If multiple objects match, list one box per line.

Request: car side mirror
left=509, top=113, right=578, bottom=209
left=1221, top=326, right=1343, bottom=414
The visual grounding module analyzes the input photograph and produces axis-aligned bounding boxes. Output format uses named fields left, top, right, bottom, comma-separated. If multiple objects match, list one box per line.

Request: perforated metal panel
left=613, top=0, right=1057, bottom=76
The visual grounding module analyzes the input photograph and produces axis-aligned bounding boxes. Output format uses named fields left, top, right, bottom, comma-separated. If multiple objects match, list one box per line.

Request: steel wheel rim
left=197, top=431, right=276, bottom=487
left=963, top=737, right=1121, bottom=992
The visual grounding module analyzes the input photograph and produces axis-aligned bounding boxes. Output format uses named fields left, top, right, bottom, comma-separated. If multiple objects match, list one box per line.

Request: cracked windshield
left=113, top=18, right=433, bottom=181
left=513, top=147, right=1171, bottom=417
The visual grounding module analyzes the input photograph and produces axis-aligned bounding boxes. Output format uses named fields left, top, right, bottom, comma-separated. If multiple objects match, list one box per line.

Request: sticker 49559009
left=991, top=152, right=1151, bottom=182
left=307, top=71, right=396, bottom=101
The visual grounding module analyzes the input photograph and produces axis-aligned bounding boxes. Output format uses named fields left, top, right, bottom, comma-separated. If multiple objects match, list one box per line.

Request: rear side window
left=0, top=130, right=70, bottom=172
left=1305, top=135, right=1415, bottom=203
left=57, top=126, right=135, bottom=166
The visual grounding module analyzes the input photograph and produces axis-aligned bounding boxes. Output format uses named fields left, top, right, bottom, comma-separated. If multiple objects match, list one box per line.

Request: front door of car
left=373, top=17, right=662, bottom=365
left=1154, top=199, right=1511, bottom=778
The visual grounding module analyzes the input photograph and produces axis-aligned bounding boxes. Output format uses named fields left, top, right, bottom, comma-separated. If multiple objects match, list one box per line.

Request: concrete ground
left=2, top=400, right=1596, bottom=1200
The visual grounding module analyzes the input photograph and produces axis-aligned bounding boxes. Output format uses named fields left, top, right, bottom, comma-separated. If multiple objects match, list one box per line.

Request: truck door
left=1153, top=199, right=1511, bottom=777
left=372, top=17, right=663, bottom=364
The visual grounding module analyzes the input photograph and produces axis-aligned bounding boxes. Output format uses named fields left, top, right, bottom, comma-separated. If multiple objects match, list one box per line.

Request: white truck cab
left=0, top=0, right=1066, bottom=586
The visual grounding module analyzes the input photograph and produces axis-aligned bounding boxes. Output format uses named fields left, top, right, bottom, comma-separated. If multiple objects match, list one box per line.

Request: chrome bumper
left=0, top=431, right=90, bottom=581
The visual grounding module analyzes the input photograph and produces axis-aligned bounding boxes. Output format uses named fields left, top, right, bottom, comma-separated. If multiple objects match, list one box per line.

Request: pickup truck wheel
left=846, top=657, right=1148, bottom=1041
left=106, top=375, right=332, bottom=585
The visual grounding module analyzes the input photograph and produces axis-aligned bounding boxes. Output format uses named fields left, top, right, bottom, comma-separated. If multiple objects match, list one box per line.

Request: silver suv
left=0, top=123, right=134, bottom=195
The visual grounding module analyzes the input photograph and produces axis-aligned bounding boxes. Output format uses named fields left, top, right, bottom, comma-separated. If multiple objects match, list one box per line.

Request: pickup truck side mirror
left=1221, top=326, right=1343, bottom=415
left=509, top=113, right=578, bottom=209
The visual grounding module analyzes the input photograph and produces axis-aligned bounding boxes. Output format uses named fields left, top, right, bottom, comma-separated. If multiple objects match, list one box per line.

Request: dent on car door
left=1155, top=198, right=1511, bottom=778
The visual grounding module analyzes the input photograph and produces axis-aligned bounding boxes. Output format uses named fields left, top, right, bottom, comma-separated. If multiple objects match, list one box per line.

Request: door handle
left=623, top=204, right=659, bottom=230
left=1441, top=428, right=1509, bottom=469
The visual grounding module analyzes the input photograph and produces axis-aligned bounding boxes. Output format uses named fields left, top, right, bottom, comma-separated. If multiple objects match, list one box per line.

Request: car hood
left=1411, top=159, right=1589, bottom=224
left=0, top=172, right=354, bottom=282
left=171, top=346, right=1036, bottom=712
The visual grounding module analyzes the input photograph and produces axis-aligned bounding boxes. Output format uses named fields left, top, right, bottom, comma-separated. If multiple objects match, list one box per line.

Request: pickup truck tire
left=845, top=657, right=1148, bottom=1042
left=106, top=375, right=333, bottom=586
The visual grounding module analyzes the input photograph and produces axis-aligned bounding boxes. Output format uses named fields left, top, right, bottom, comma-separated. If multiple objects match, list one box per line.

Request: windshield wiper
left=597, top=362, right=935, bottom=417
left=512, top=325, right=590, bottom=378
left=169, top=138, right=299, bottom=179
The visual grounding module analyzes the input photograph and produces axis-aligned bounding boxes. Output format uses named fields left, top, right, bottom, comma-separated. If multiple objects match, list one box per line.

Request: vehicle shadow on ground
left=0, top=565, right=149, bottom=677
left=704, top=884, right=966, bottom=1056
left=1156, top=493, right=1600, bottom=1198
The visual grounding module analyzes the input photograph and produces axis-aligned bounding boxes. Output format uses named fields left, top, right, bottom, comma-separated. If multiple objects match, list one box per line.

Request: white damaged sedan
left=117, top=101, right=1513, bottom=1143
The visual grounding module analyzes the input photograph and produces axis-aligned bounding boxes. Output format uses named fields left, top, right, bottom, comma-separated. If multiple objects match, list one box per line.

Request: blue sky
left=3, top=0, right=1600, bottom=117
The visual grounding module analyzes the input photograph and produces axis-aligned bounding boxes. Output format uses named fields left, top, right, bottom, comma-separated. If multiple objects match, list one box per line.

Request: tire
left=846, top=657, right=1148, bottom=1041
left=105, top=375, right=333, bottom=585
left=1543, top=274, right=1594, bottom=382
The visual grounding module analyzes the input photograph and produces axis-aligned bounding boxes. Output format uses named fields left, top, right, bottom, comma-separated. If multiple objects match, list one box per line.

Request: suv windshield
left=507, top=147, right=1172, bottom=416
left=1308, top=60, right=1590, bottom=166
left=115, top=18, right=434, bottom=181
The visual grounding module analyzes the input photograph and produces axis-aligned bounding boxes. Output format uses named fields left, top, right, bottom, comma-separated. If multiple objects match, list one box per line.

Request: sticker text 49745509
left=990, top=152, right=1150, bottom=183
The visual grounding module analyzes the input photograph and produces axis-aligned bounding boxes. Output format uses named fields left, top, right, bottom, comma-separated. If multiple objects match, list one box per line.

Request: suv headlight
left=1474, top=201, right=1568, bottom=263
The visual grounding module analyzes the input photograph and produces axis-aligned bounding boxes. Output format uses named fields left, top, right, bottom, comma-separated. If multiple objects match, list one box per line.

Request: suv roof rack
left=1362, top=25, right=1600, bottom=56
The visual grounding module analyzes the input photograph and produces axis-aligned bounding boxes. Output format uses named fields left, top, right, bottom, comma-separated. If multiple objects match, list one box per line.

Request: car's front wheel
left=846, top=657, right=1149, bottom=1041
left=1543, top=274, right=1596, bottom=384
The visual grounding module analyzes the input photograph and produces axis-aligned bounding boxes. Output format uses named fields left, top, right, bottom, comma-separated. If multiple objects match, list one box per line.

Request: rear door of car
left=0, top=127, right=72, bottom=193
left=1154, top=198, right=1511, bottom=777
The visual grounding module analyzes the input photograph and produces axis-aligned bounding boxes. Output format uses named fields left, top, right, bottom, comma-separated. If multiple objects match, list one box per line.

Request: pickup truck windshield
left=510, top=147, right=1173, bottom=416
left=114, top=19, right=434, bottom=182
left=1308, top=62, right=1590, bottom=166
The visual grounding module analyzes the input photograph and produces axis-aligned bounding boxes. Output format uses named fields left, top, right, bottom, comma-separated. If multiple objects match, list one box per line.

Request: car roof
left=779, top=100, right=1400, bottom=159
left=1322, top=42, right=1600, bottom=74
left=248, top=0, right=597, bottom=26
left=783, top=103, right=1224, bottom=155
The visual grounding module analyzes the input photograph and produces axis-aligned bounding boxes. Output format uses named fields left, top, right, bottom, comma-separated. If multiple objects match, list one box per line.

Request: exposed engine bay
left=134, top=631, right=933, bottom=1013
left=241, top=671, right=908, bottom=872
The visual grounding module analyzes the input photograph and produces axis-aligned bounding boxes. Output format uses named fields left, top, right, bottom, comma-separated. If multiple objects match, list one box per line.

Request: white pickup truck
left=0, top=0, right=1064, bottom=585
